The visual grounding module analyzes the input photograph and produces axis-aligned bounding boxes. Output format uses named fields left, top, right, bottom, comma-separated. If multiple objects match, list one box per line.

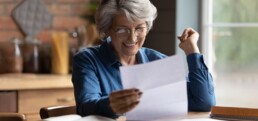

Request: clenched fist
left=178, top=28, right=200, bottom=55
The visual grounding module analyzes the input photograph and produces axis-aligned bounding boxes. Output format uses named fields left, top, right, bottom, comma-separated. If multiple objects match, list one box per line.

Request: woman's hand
left=109, top=88, right=142, bottom=114
left=178, top=28, right=200, bottom=55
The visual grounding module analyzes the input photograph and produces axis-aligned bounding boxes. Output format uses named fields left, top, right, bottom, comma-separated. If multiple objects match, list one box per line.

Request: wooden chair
left=0, top=113, right=26, bottom=121
left=39, top=105, right=77, bottom=119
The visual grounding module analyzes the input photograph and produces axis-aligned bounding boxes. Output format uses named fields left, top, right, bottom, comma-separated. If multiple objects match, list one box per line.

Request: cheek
left=138, top=37, right=146, bottom=46
left=110, top=37, right=124, bottom=50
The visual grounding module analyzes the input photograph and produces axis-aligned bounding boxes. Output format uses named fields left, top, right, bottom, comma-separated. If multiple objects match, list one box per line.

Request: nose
left=128, top=30, right=137, bottom=42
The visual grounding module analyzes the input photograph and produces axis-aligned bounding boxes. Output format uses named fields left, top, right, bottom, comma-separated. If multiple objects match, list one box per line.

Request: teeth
left=124, top=43, right=135, bottom=47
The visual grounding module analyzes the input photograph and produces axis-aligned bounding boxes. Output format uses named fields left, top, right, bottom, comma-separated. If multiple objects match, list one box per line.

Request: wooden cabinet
left=0, top=74, right=75, bottom=121
left=0, top=91, right=17, bottom=112
left=18, top=88, right=74, bottom=114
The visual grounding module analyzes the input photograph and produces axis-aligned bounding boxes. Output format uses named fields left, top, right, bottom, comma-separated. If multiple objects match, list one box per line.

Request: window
left=203, top=0, right=258, bottom=82
left=202, top=0, right=258, bottom=107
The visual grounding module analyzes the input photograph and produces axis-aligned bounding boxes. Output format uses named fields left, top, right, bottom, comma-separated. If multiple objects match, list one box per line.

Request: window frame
left=201, top=0, right=258, bottom=76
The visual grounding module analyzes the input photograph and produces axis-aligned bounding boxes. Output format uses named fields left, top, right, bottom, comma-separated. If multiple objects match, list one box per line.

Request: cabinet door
left=18, top=88, right=75, bottom=114
left=0, top=91, right=17, bottom=112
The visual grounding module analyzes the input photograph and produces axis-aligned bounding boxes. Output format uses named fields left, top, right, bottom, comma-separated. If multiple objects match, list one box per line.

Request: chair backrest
left=0, top=113, right=26, bottom=121
left=39, top=105, right=76, bottom=119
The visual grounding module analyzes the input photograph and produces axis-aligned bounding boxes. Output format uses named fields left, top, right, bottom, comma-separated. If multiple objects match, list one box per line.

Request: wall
left=0, top=0, right=89, bottom=43
left=142, top=0, right=202, bottom=56
left=176, top=0, right=201, bottom=54
left=0, top=0, right=179, bottom=54
left=144, top=0, right=176, bottom=56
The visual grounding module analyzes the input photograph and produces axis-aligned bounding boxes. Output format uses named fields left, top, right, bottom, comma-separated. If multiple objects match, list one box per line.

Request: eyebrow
left=115, top=23, right=146, bottom=28
left=136, top=23, right=147, bottom=27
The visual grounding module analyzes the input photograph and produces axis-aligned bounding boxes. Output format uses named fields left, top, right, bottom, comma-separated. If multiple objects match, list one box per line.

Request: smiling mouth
left=124, top=42, right=137, bottom=47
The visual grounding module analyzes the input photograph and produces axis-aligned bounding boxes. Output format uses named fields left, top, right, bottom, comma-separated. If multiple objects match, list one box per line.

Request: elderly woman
left=72, top=0, right=216, bottom=119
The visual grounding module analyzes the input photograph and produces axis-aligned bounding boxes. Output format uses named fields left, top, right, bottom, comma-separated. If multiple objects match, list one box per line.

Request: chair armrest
left=40, top=105, right=76, bottom=119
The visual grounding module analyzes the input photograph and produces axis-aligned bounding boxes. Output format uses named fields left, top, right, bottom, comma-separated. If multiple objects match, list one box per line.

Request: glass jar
left=51, top=32, right=69, bottom=75
left=22, top=38, right=41, bottom=73
left=0, top=38, right=23, bottom=73
left=39, top=44, right=51, bottom=73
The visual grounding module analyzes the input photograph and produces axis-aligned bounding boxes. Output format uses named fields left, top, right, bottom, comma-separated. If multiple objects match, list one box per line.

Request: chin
left=121, top=43, right=142, bottom=56
left=123, top=50, right=138, bottom=56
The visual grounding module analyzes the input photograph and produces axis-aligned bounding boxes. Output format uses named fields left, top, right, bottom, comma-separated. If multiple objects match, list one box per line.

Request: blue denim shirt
left=72, top=38, right=216, bottom=118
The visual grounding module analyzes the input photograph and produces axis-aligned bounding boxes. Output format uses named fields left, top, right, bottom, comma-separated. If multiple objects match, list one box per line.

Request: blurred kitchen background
left=0, top=0, right=102, bottom=74
left=0, top=0, right=258, bottom=120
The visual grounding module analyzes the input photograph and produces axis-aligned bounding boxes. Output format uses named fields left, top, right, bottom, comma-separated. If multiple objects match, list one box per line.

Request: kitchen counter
left=0, top=74, right=73, bottom=90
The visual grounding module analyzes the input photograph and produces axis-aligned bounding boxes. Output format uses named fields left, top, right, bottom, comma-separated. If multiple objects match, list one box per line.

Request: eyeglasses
left=112, top=27, right=147, bottom=40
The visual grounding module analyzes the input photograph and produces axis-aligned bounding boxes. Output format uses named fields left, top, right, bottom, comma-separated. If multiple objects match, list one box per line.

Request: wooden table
left=116, top=112, right=212, bottom=121
left=184, top=112, right=213, bottom=120
left=39, top=112, right=213, bottom=121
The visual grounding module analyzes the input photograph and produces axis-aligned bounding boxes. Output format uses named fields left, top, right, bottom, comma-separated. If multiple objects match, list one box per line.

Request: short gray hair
left=95, top=0, right=157, bottom=36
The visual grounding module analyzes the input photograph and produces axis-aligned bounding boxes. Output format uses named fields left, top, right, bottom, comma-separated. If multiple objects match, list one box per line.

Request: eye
left=115, top=28, right=128, bottom=34
left=135, top=27, right=146, bottom=33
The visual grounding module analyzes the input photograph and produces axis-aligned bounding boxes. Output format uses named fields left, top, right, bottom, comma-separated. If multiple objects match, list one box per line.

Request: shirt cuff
left=187, top=53, right=207, bottom=71
left=97, top=96, right=120, bottom=119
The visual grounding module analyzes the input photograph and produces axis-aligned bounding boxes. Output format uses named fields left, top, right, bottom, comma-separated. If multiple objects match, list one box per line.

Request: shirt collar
left=99, top=37, right=149, bottom=67
left=99, top=37, right=120, bottom=67
left=137, top=48, right=149, bottom=64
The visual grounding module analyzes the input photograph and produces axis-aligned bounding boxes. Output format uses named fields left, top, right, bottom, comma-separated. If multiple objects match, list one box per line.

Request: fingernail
left=138, top=92, right=143, bottom=98
left=138, top=91, right=143, bottom=96
left=135, top=101, right=140, bottom=104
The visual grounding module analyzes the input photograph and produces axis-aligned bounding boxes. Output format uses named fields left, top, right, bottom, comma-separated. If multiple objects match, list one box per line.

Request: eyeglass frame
left=111, top=26, right=148, bottom=40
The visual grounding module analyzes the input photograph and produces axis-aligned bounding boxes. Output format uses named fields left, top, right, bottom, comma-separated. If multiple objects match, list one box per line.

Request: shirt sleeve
left=186, top=53, right=216, bottom=111
left=72, top=52, right=118, bottom=119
